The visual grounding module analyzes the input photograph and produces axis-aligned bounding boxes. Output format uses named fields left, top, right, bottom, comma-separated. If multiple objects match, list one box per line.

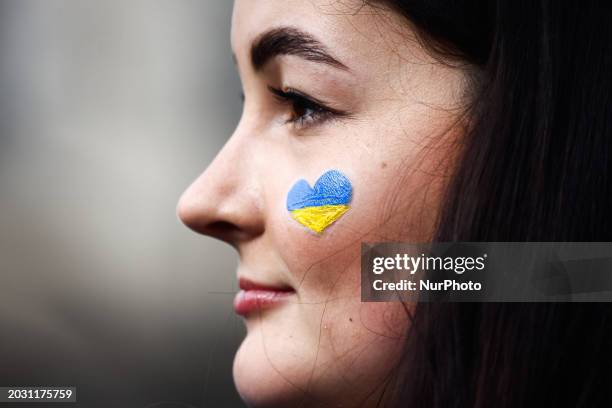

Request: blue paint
left=286, top=169, right=352, bottom=211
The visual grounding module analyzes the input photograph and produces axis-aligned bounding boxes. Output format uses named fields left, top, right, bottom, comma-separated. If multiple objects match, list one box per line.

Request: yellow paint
left=290, top=204, right=349, bottom=234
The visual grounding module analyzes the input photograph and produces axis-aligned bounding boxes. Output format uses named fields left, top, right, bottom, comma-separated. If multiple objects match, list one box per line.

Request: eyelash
left=266, top=86, right=346, bottom=129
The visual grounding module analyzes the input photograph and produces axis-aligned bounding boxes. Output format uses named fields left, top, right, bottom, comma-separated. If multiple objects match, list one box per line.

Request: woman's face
left=178, top=1, right=468, bottom=406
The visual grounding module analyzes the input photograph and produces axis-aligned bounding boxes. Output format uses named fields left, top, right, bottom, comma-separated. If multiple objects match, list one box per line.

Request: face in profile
left=177, top=0, right=469, bottom=406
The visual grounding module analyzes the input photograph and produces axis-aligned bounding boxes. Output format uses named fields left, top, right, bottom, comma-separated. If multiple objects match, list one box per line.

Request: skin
left=177, top=1, right=469, bottom=406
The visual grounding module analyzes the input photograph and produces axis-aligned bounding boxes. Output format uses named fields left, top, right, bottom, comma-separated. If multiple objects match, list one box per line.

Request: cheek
left=273, top=166, right=437, bottom=296
left=321, top=299, right=410, bottom=382
left=250, top=120, right=445, bottom=402
left=301, top=286, right=410, bottom=404
left=271, top=169, right=361, bottom=294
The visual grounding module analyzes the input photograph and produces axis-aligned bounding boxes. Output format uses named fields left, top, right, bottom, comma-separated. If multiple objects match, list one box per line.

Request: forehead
left=231, top=0, right=417, bottom=75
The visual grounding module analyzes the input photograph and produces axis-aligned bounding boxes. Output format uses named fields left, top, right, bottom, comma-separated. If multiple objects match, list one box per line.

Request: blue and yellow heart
left=286, top=169, right=352, bottom=234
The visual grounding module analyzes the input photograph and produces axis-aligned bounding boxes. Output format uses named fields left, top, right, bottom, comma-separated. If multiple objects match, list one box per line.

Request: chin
left=232, top=329, right=306, bottom=408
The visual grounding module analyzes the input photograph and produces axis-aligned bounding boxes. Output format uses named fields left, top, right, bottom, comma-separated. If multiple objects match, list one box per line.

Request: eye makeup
left=267, top=85, right=351, bottom=129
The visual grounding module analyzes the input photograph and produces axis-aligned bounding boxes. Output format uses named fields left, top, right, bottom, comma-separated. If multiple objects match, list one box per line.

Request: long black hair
left=374, top=1, right=612, bottom=406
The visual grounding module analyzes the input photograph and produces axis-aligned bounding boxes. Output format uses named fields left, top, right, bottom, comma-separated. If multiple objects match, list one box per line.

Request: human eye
left=267, top=85, right=348, bottom=129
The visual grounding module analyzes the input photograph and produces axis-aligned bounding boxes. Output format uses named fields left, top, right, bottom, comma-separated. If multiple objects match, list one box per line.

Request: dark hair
left=374, top=1, right=612, bottom=407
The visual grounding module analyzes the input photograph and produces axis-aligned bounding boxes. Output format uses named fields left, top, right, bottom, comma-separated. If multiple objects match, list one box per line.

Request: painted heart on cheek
left=286, top=170, right=352, bottom=234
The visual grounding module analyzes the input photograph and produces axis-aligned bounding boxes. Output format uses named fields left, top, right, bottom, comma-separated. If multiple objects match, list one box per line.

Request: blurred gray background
left=0, top=1, right=244, bottom=407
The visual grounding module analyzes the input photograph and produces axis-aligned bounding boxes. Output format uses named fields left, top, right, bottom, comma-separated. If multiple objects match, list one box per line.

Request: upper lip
left=238, top=277, right=294, bottom=292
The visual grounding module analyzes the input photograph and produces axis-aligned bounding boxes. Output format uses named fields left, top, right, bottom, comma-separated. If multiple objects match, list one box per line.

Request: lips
left=233, top=277, right=294, bottom=317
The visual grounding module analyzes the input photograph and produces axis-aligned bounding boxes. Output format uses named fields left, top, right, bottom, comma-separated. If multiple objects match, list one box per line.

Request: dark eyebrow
left=250, top=26, right=349, bottom=72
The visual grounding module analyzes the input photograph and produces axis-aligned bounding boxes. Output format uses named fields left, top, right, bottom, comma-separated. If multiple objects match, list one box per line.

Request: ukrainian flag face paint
left=286, top=170, right=352, bottom=234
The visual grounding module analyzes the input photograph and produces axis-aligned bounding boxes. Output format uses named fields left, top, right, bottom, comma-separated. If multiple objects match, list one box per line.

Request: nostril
left=207, top=221, right=239, bottom=235
left=205, top=221, right=247, bottom=243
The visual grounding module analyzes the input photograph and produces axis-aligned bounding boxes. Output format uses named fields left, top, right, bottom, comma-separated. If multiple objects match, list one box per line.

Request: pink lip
left=233, top=278, right=294, bottom=317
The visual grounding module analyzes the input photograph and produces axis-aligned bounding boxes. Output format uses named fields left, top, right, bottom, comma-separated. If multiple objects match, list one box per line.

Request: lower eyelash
left=267, top=86, right=348, bottom=129
left=289, top=107, right=333, bottom=127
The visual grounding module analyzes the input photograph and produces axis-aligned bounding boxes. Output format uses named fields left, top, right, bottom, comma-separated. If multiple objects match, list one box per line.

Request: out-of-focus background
left=0, top=1, right=244, bottom=407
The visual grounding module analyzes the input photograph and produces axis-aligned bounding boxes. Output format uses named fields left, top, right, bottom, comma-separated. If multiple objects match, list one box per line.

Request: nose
left=177, top=133, right=264, bottom=247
